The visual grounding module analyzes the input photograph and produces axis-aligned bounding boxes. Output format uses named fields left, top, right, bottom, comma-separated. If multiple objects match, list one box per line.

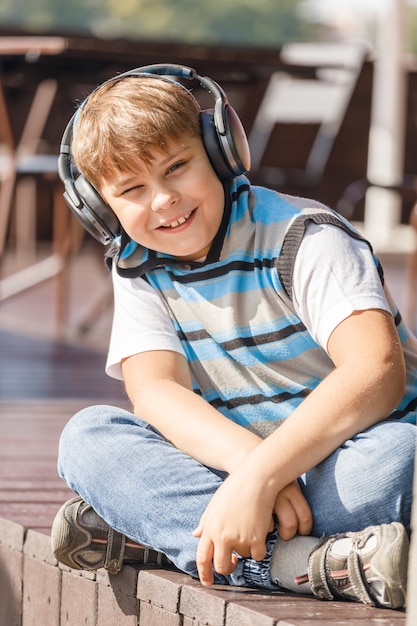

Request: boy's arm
left=121, top=348, right=262, bottom=473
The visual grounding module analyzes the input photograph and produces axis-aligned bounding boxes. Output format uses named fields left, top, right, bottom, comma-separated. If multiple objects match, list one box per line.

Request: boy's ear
left=200, top=106, right=251, bottom=182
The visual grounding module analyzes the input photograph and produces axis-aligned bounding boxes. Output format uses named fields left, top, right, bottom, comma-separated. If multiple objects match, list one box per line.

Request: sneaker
left=295, top=522, right=409, bottom=609
left=51, top=496, right=171, bottom=574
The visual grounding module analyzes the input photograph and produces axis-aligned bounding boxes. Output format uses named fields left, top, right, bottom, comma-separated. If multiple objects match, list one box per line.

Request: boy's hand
left=193, top=471, right=275, bottom=586
left=192, top=475, right=312, bottom=587
left=273, top=480, right=312, bottom=540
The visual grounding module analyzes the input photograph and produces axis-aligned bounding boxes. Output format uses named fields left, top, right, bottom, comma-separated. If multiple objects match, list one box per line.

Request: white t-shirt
left=106, top=222, right=390, bottom=380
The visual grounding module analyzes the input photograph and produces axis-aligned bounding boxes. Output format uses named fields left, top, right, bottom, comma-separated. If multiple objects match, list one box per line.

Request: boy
left=52, top=65, right=417, bottom=609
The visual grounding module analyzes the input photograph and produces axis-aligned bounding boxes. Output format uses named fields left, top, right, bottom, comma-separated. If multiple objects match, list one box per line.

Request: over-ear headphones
left=58, top=63, right=251, bottom=244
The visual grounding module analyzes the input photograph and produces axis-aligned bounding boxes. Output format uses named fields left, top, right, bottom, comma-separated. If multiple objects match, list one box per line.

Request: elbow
left=359, top=347, right=406, bottom=422
left=382, top=351, right=406, bottom=414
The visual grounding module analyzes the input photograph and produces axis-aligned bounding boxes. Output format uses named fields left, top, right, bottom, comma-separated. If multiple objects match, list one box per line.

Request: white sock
left=270, top=535, right=320, bottom=594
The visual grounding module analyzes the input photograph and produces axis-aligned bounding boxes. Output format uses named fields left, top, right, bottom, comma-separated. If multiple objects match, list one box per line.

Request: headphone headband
left=58, top=63, right=251, bottom=244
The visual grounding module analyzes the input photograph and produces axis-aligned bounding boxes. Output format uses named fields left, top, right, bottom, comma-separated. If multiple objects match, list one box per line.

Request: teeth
left=163, top=212, right=192, bottom=228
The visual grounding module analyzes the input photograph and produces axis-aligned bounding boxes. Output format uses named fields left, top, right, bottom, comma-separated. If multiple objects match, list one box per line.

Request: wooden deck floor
left=0, top=242, right=127, bottom=533
left=0, top=243, right=412, bottom=625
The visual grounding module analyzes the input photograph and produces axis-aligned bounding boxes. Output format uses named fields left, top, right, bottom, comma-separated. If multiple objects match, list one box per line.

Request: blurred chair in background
left=0, top=73, right=81, bottom=330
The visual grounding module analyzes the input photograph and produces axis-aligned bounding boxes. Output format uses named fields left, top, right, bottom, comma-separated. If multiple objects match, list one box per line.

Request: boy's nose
left=151, top=187, right=179, bottom=212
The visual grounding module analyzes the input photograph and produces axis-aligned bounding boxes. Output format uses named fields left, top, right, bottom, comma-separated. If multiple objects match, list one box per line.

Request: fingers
left=275, top=497, right=299, bottom=540
left=196, top=535, right=215, bottom=586
left=195, top=532, right=267, bottom=586
left=196, top=536, right=240, bottom=586
left=296, top=500, right=313, bottom=536
left=274, top=482, right=313, bottom=540
left=192, top=524, right=202, bottom=538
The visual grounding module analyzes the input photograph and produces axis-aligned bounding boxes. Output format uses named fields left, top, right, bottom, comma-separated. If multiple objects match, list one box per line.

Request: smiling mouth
left=160, top=211, right=194, bottom=229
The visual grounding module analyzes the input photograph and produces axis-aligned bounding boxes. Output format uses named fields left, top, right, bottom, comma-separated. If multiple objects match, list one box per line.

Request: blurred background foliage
left=0, top=0, right=314, bottom=47
left=0, top=0, right=417, bottom=53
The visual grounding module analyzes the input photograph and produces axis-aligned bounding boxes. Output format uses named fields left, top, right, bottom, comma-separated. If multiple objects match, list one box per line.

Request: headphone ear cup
left=200, top=107, right=250, bottom=181
left=224, top=105, right=251, bottom=174
left=200, top=110, right=232, bottom=181
left=73, top=175, right=120, bottom=244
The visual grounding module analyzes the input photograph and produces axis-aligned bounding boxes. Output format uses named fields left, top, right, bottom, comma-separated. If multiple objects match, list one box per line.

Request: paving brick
left=179, top=582, right=227, bottom=626
left=182, top=617, right=222, bottom=626
left=97, top=565, right=139, bottom=625
left=97, top=584, right=138, bottom=626
left=226, top=601, right=276, bottom=626
left=57, top=560, right=97, bottom=581
left=60, top=569, right=97, bottom=625
left=137, top=569, right=186, bottom=613
left=0, top=518, right=25, bottom=625
left=22, top=557, right=61, bottom=626
left=272, top=622, right=402, bottom=626
left=97, top=563, right=139, bottom=595
left=225, top=594, right=406, bottom=625
left=139, top=601, right=181, bottom=626
left=0, top=542, right=23, bottom=626
left=0, top=516, right=25, bottom=551
left=183, top=618, right=207, bottom=626
left=24, top=527, right=57, bottom=566
left=224, top=589, right=296, bottom=626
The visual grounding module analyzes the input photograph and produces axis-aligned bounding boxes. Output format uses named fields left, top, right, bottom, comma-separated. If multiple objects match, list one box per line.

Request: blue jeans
left=57, top=405, right=416, bottom=588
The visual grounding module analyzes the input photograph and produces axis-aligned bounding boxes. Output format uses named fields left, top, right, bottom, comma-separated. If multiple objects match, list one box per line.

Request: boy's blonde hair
left=72, top=76, right=202, bottom=190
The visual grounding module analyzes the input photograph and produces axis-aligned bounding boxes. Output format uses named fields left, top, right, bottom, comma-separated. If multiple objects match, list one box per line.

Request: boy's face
left=100, top=136, right=225, bottom=261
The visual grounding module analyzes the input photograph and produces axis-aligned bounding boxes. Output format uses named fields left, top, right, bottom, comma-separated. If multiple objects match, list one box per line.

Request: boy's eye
left=121, top=184, right=144, bottom=196
left=167, top=160, right=186, bottom=175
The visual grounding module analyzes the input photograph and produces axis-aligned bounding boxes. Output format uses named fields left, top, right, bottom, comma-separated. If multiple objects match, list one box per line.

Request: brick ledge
left=0, top=517, right=406, bottom=625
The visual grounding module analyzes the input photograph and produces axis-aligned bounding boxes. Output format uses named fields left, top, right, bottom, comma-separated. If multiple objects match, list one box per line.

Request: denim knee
left=363, top=420, right=416, bottom=531
left=368, top=420, right=416, bottom=479
left=300, top=420, right=416, bottom=535
left=57, top=404, right=135, bottom=482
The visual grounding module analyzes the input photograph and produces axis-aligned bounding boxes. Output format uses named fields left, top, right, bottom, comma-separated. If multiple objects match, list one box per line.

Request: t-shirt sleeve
left=291, top=221, right=391, bottom=352
left=106, top=266, right=185, bottom=380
